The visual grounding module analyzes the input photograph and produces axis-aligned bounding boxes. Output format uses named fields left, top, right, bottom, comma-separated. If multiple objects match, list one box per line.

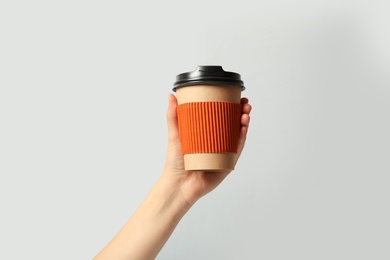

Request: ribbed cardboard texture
left=176, top=85, right=242, bottom=171
left=177, top=102, right=241, bottom=154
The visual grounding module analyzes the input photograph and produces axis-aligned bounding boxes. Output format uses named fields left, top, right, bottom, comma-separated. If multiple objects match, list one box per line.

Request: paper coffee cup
left=173, top=66, right=245, bottom=171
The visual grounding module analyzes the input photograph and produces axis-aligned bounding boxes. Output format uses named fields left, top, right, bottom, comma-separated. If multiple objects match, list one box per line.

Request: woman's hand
left=94, top=94, right=251, bottom=260
left=163, top=94, right=252, bottom=206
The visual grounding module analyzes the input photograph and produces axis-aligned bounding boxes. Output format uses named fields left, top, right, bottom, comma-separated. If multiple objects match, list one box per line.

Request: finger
left=235, top=125, right=248, bottom=161
left=241, top=97, right=249, bottom=105
left=241, top=114, right=250, bottom=127
left=166, top=94, right=180, bottom=142
left=242, top=103, right=252, bottom=115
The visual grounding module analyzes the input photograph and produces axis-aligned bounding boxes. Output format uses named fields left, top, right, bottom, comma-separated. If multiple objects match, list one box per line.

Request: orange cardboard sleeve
left=177, top=101, right=242, bottom=155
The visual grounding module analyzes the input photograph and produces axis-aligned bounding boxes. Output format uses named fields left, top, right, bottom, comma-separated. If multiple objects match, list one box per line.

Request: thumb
left=166, top=94, right=180, bottom=143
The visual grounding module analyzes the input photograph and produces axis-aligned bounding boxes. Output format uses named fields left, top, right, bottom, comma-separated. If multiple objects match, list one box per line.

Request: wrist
left=154, top=173, right=193, bottom=216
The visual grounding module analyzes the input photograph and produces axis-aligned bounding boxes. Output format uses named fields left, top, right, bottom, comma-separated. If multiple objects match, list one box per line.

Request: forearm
left=94, top=174, right=191, bottom=260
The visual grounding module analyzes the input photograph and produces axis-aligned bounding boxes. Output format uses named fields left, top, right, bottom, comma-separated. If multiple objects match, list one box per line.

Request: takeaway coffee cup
left=173, top=66, right=245, bottom=171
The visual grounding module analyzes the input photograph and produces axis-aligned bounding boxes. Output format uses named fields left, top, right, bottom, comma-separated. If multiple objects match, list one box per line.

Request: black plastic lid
left=173, top=66, right=245, bottom=91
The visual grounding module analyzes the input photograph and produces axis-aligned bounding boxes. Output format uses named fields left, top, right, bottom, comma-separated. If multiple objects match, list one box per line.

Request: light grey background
left=0, top=1, right=389, bottom=259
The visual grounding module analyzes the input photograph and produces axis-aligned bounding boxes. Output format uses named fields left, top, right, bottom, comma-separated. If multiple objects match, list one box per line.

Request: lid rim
left=173, top=65, right=245, bottom=92
left=173, top=81, right=245, bottom=92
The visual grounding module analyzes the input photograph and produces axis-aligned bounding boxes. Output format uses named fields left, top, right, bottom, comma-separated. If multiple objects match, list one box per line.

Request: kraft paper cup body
left=176, top=84, right=242, bottom=171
